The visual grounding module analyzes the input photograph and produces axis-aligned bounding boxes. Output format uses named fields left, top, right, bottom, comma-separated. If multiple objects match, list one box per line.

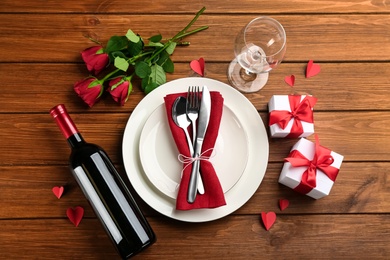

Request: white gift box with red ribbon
left=279, top=137, right=343, bottom=199
left=268, top=95, right=317, bottom=138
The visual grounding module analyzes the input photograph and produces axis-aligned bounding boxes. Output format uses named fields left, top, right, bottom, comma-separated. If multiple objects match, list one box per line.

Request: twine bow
left=177, top=148, right=215, bottom=174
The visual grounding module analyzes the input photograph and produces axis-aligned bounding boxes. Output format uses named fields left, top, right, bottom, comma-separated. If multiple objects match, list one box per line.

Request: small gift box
left=279, top=136, right=343, bottom=199
left=268, top=95, right=317, bottom=138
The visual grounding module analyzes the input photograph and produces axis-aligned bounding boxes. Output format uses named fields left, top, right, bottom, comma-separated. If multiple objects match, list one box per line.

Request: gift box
left=268, top=95, right=317, bottom=138
left=279, top=136, right=343, bottom=199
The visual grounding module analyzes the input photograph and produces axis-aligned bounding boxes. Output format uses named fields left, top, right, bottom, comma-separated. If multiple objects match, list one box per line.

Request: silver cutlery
left=187, top=85, right=211, bottom=203
left=186, top=86, right=200, bottom=145
left=186, top=86, right=205, bottom=195
left=172, top=96, right=204, bottom=195
left=172, top=97, right=194, bottom=156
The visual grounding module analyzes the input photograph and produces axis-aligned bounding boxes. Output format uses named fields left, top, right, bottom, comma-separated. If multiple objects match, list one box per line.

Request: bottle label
left=73, top=165, right=124, bottom=244
left=73, top=152, right=150, bottom=244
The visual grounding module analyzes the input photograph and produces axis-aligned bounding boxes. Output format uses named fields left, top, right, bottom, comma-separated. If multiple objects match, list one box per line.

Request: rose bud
left=81, top=46, right=109, bottom=75
left=74, top=77, right=103, bottom=107
left=107, top=76, right=133, bottom=106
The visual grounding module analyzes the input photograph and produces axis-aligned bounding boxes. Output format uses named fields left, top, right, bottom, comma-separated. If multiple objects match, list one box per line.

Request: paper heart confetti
left=52, top=186, right=64, bottom=199
left=284, top=75, right=295, bottom=87
left=279, top=199, right=290, bottom=211
left=306, top=60, right=321, bottom=78
left=190, top=57, right=205, bottom=76
left=66, top=206, right=84, bottom=227
left=261, top=211, right=276, bottom=231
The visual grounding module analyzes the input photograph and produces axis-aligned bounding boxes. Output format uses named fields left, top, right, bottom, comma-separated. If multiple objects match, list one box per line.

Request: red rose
left=81, top=46, right=109, bottom=75
left=74, top=77, right=103, bottom=107
left=107, top=76, right=132, bottom=106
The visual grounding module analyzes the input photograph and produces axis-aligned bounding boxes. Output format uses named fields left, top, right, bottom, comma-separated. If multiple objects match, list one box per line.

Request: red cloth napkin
left=164, top=91, right=226, bottom=210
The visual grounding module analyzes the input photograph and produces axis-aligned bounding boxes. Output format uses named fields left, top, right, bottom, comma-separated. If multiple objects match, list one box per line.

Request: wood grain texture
left=2, top=62, right=390, bottom=113
left=1, top=0, right=390, bottom=14
left=0, top=162, right=388, bottom=219
left=0, top=215, right=389, bottom=259
left=1, top=15, right=390, bottom=62
left=1, top=0, right=389, bottom=259
left=0, top=112, right=389, bottom=165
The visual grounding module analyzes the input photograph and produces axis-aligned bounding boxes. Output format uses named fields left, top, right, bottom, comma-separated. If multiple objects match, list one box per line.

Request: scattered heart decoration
left=52, top=186, right=64, bottom=199
left=190, top=57, right=205, bottom=76
left=261, top=211, right=276, bottom=231
left=66, top=206, right=84, bottom=227
left=284, top=75, right=295, bottom=87
left=306, top=60, right=321, bottom=78
left=279, top=199, right=290, bottom=211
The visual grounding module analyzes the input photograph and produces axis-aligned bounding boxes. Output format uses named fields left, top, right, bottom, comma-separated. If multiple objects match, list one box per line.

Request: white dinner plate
left=139, top=103, right=248, bottom=199
left=122, top=77, right=269, bottom=222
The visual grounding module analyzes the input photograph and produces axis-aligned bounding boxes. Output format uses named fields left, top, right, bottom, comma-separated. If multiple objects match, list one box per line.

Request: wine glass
left=228, top=17, right=286, bottom=93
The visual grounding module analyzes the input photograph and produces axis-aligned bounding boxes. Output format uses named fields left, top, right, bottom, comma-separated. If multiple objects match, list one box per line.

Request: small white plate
left=139, top=103, right=248, bottom=199
left=122, top=77, right=269, bottom=222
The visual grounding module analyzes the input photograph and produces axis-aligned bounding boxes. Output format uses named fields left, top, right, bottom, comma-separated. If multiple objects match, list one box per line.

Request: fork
left=186, top=86, right=205, bottom=194
left=187, top=86, right=200, bottom=145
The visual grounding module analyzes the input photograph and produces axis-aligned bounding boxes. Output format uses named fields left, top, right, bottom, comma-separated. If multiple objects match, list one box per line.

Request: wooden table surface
left=1, top=1, right=390, bottom=259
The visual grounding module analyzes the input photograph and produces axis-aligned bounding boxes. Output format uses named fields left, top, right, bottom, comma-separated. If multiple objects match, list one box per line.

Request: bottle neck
left=50, top=104, right=86, bottom=148
left=66, top=132, right=85, bottom=148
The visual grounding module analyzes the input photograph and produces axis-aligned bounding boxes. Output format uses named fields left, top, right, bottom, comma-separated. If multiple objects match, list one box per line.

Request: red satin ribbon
left=269, top=95, right=317, bottom=138
left=284, top=135, right=339, bottom=194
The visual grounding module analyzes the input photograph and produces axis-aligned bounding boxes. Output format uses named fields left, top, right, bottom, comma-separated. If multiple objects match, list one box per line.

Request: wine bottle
left=50, top=104, right=156, bottom=259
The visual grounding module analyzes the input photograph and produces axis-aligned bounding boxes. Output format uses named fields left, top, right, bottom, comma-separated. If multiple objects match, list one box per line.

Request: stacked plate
left=122, top=77, right=269, bottom=222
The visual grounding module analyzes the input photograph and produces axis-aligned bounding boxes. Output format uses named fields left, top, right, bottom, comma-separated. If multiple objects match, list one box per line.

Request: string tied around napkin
left=269, top=95, right=317, bottom=138
left=284, top=135, right=339, bottom=194
left=178, top=148, right=215, bottom=171
left=164, top=91, right=226, bottom=210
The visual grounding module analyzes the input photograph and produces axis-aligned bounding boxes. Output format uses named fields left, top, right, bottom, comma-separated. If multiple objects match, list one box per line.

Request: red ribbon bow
left=284, top=135, right=339, bottom=194
left=269, top=95, right=317, bottom=138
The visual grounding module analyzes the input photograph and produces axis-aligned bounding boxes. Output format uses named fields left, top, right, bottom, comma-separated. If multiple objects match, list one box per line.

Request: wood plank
left=0, top=112, right=388, bottom=165
left=1, top=62, right=390, bottom=113
left=0, top=215, right=389, bottom=259
left=0, top=14, right=390, bottom=62
left=1, top=0, right=389, bottom=259
left=0, top=162, right=388, bottom=219
left=1, top=0, right=390, bottom=14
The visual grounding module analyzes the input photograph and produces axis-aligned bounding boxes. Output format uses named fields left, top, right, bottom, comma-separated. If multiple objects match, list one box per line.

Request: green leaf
left=128, top=39, right=144, bottom=57
left=149, top=64, right=166, bottom=86
left=95, top=48, right=104, bottom=54
left=162, top=57, right=174, bottom=73
left=114, top=57, right=129, bottom=72
left=110, top=77, right=125, bottom=91
left=149, top=34, right=162, bottom=43
left=111, top=51, right=126, bottom=59
left=156, top=51, right=169, bottom=66
left=144, top=82, right=159, bottom=94
left=141, top=77, right=149, bottom=90
left=135, top=61, right=151, bottom=78
left=166, top=42, right=177, bottom=55
left=126, top=29, right=140, bottom=43
left=87, top=79, right=101, bottom=88
left=105, top=36, right=128, bottom=53
left=126, top=80, right=133, bottom=102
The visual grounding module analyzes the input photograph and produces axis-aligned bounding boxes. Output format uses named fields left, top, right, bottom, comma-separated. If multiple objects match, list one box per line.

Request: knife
left=187, top=85, right=211, bottom=203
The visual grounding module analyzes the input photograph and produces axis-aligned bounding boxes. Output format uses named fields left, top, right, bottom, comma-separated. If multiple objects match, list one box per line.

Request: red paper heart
left=190, top=57, right=205, bottom=76
left=66, top=206, right=84, bottom=227
left=306, top=60, right=320, bottom=78
left=261, top=211, right=276, bottom=231
left=279, top=199, right=290, bottom=211
left=284, top=75, right=295, bottom=87
left=52, top=186, right=64, bottom=199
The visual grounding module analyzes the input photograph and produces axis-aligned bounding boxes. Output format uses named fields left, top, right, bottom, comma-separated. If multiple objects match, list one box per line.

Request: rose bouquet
left=75, top=7, right=208, bottom=107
